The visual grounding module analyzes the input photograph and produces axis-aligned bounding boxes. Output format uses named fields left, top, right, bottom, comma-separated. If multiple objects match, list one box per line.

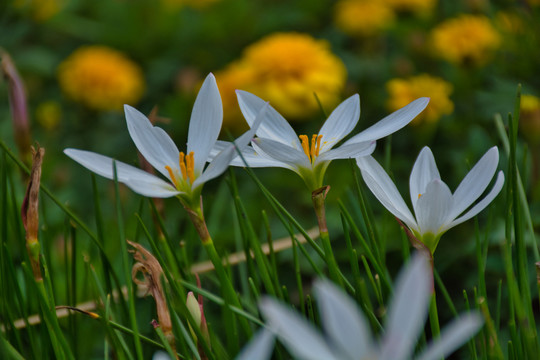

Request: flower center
left=299, top=134, right=322, bottom=163
left=165, top=151, right=195, bottom=187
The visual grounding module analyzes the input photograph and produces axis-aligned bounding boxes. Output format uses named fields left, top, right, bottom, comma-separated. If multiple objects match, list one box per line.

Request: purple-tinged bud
left=1, top=50, right=31, bottom=162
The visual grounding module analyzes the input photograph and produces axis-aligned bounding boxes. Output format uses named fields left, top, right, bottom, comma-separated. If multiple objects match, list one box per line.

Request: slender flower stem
left=428, top=292, right=441, bottom=341
left=184, top=198, right=252, bottom=337
left=312, top=186, right=343, bottom=287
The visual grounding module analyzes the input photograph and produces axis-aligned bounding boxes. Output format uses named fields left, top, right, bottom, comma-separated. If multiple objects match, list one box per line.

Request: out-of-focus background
left=1, top=1, right=539, bottom=357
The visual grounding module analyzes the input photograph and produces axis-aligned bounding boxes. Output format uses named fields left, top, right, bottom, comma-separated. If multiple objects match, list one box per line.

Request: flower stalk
left=312, top=185, right=342, bottom=286
left=184, top=199, right=252, bottom=337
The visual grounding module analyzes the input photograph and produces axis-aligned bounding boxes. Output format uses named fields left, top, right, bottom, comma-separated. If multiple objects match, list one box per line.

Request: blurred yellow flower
left=382, top=0, right=436, bottom=14
left=430, top=15, right=500, bottom=65
left=216, top=33, right=347, bottom=128
left=36, top=100, right=62, bottom=130
left=334, top=0, right=395, bottom=37
left=14, top=0, right=64, bottom=21
left=386, top=74, right=453, bottom=125
left=58, top=46, right=145, bottom=111
left=520, top=94, right=540, bottom=145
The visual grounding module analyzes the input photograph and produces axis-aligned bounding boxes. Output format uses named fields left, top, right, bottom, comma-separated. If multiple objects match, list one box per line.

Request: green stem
left=312, top=186, right=343, bottom=287
left=428, top=293, right=440, bottom=342
left=185, top=201, right=252, bottom=337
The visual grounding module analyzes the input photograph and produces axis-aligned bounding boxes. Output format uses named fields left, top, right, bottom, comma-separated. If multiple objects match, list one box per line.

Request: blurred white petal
left=260, top=298, right=339, bottom=360
left=417, top=313, right=484, bottom=360
left=235, top=329, right=275, bottom=360
left=315, top=279, right=373, bottom=359
left=380, top=253, right=431, bottom=360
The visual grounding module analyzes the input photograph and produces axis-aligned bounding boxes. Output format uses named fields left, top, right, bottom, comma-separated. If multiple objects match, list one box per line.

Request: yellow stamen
left=165, top=165, right=177, bottom=186
left=186, top=152, right=195, bottom=184
left=165, top=151, right=197, bottom=188
left=299, top=134, right=323, bottom=163
left=310, top=135, right=317, bottom=159
left=418, top=193, right=422, bottom=199
left=179, top=152, right=188, bottom=180
left=299, top=135, right=311, bottom=161
left=314, top=134, right=322, bottom=157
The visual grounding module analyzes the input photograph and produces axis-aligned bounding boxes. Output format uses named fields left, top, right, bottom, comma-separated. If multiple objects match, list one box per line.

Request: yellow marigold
left=386, top=74, right=453, bottom=125
left=382, top=0, right=436, bottom=14
left=430, top=14, right=500, bottom=65
left=58, top=46, right=145, bottom=111
left=520, top=94, right=540, bottom=144
left=334, top=0, right=395, bottom=37
left=218, top=33, right=346, bottom=124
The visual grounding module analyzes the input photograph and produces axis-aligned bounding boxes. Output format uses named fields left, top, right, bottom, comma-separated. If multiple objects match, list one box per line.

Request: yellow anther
left=179, top=152, right=188, bottom=180
left=165, top=165, right=178, bottom=187
left=175, top=151, right=196, bottom=184
left=299, top=134, right=323, bottom=163
left=299, top=135, right=310, bottom=161
left=314, top=134, right=322, bottom=157
left=310, top=135, right=317, bottom=159
left=186, top=152, right=195, bottom=184
left=418, top=193, right=423, bottom=199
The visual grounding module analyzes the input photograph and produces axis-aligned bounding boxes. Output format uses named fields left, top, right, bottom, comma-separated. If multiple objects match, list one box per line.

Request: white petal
left=314, top=279, right=373, bottom=359
left=316, top=141, right=376, bottom=163
left=187, top=73, right=223, bottom=175
left=259, top=298, right=340, bottom=360
left=380, top=253, right=431, bottom=360
left=344, top=97, right=429, bottom=145
left=445, top=171, right=504, bottom=231
left=356, top=156, right=418, bottom=232
left=64, top=149, right=180, bottom=198
left=318, top=94, right=360, bottom=153
left=415, top=179, right=453, bottom=235
left=124, top=105, right=180, bottom=181
left=236, top=90, right=301, bottom=149
left=410, top=147, right=441, bottom=213
left=235, top=329, right=275, bottom=360
left=194, top=104, right=268, bottom=187
left=449, top=147, right=499, bottom=220
left=208, top=140, right=230, bottom=160
left=253, top=137, right=311, bottom=170
left=239, top=145, right=294, bottom=168
left=416, top=313, right=483, bottom=360
left=211, top=141, right=295, bottom=168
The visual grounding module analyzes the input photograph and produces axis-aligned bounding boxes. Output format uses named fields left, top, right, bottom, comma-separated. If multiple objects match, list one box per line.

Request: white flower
left=356, top=146, right=505, bottom=252
left=252, top=253, right=483, bottom=360
left=251, top=253, right=483, bottom=360
left=213, top=91, right=429, bottom=190
left=64, top=74, right=266, bottom=207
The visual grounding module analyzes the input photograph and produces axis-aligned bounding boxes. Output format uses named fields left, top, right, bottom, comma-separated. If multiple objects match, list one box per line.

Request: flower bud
left=21, top=146, right=45, bottom=281
left=1, top=50, right=31, bottom=162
